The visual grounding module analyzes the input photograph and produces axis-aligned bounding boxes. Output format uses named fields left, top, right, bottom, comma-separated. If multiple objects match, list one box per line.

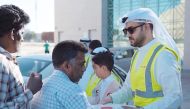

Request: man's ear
left=9, top=29, right=14, bottom=40
left=60, top=61, right=71, bottom=73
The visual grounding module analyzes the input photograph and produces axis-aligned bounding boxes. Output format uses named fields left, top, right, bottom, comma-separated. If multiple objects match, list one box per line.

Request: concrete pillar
left=183, top=0, right=190, bottom=71
left=101, top=0, right=108, bottom=47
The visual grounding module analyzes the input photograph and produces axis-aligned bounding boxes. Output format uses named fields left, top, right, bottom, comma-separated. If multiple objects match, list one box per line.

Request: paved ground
left=16, top=42, right=55, bottom=56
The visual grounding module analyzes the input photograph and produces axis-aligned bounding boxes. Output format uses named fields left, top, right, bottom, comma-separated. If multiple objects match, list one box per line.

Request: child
left=88, top=50, right=120, bottom=105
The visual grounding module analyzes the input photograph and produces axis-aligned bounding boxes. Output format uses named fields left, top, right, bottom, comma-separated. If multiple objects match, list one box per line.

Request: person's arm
left=0, top=62, right=33, bottom=108
left=143, top=50, right=182, bottom=109
left=111, top=75, right=133, bottom=104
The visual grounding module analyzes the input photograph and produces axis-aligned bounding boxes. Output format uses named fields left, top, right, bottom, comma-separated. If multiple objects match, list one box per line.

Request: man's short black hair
left=92, top=51, right=114, bottom=71
left=52, top=40, right=88, bottom=68
left=0, top=4, right=30, bottom=37
left=89, top=40, right=102, bottom=51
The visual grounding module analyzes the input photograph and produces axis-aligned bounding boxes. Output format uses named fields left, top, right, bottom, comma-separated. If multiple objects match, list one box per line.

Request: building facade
left=55, top=0, right=184, bottom=47
left=54, top=0, right=113, bottom=47
left=54, top=0, right=190, bottom=70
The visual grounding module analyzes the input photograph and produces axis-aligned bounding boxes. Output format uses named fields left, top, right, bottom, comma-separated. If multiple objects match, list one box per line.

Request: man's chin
left=129, top=40, right=134, bottom=46
left=9, top=48, right=18, bottom=53
left=74, top=79, right=80, bottom=83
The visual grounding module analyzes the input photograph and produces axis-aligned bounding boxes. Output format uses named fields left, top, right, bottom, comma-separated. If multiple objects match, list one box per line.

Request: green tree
left=23, top=30, right=36, bottom=42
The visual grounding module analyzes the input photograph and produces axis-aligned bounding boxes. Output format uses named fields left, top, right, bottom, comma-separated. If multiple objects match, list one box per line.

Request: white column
left=183, top=0, right=190, bottom=71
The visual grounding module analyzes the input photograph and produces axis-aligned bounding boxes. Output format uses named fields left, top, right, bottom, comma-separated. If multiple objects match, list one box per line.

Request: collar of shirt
left=99, top=74, right=115, bottom=99
left=53, top=69, right=70, bottom=81
left=138, top=38, right=159, bottom=52
left=134, top=38, right=160, bottom=70
left=0, top=46, right=13, bottom=60
left=102, top=74, right=114, bottom=83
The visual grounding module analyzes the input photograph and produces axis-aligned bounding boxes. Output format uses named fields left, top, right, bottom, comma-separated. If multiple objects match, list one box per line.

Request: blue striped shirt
left=0, top=46, right=33, bottom=109
left=31, top=70, right=91, bottom=109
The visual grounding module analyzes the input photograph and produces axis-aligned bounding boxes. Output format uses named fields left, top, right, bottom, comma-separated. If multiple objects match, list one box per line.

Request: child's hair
left=92, top=51, right=114, bottom=71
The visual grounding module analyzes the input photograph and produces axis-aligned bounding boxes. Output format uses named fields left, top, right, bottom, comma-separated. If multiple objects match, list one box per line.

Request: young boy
left=88, top=50, right=121, bottom=105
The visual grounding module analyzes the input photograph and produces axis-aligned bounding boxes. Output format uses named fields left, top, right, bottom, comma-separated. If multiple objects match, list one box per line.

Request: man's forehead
left=125, top=21, right=139, bottom=27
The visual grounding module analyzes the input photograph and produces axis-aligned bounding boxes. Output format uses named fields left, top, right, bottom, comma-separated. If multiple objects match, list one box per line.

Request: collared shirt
left=111, top=39, right=183, bottom=109
left=88, top=74, right=120, bottom=105
left=0, top=46, right=33, bottom=109
left=99, top=74, right=116, bottom=100
left=31, top=70, right=91, bottom=109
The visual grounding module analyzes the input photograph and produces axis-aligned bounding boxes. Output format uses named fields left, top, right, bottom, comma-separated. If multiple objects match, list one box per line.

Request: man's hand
left=27, top=73, right=43, bottom=94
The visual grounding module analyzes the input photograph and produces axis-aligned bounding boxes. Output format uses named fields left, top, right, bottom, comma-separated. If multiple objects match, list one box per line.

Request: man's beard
left=133, top=33, right=146, bottom=47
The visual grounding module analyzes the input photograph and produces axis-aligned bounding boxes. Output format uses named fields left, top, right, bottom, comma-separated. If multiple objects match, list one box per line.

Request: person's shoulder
left=155, top=48, right=180, bottom=67
left=108, top=80, right=120, bottom=89
left=44, top=71, right=83, bottom=92
left=0, top=54, right=9, bottom=65
left=69, top=82, right=83, bottom=92
left=57, top=77, right=82, bottom=91
left=157, top=48, right=178, bottom=61
left=0, top=53, right=6, bottom=59
left=42, top=73, right=68, bottom=88
left=104, top=75, right=120, bottom=90
left=58, top=82, right=83, bottom=97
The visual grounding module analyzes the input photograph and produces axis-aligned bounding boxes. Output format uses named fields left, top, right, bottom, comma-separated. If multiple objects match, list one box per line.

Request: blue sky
left=0, top=0, right=54, bottom=33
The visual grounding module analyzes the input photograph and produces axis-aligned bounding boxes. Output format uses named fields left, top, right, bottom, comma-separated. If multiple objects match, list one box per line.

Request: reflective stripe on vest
left=85, top=54, right=91, bottom=68
left=130, top=42, right=180, bottom=107
left=86, top=73, right=101, bottom=96
left=134, top=44, right=164, bottom=98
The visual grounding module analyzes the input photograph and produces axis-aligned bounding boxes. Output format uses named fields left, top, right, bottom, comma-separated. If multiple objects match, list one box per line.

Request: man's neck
left=141, top=34, right=154, bottom=47
left=101, top=71, right=111, bottom=79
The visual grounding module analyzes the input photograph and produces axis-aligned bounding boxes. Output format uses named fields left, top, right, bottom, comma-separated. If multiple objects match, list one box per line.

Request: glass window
left=17, top=58, right=51, bottom=76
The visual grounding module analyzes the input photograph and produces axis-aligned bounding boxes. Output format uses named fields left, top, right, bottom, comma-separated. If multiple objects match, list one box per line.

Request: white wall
left=54, top=0, right=102, bottom=42
left=183, top=0, right=190, bottom=71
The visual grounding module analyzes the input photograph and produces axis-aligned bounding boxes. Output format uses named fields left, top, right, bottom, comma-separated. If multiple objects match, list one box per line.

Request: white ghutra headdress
left=122, top=8, right=179, bottom=54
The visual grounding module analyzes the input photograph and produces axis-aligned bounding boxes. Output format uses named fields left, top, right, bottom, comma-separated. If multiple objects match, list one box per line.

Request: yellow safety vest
left=130, top=42, right=180, bottom=107
left=85, top=54, right=91, bottom=68
left=86, top=69, right=121, bottom=96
